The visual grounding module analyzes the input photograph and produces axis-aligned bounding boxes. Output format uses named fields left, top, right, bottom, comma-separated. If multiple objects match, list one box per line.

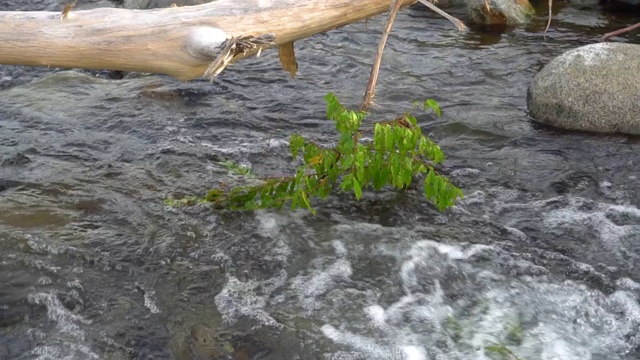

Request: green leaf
left=374, top=123, right=385, bottom=151
left=424, top=99, right=442, bottom=117
left=290, top=191, right=300, bottom=210
left=385, top=125, right=394, bottom=151
left=390, top=154, right=401, bottom=188
left=404, top=113, right=418, bottom=126
left=393, top=126, right=406, bottom=153
left=371, top=152, right=385, bottom=190
left=341, top=154, right=354, bottom=171
left=339, top=132, right=352, bottom=146
left=341, top=173, right=354, bottom=192
left=402, top=157, right=413, bottom=187
left=300, top=191, right=312, bottom=209
left=290, top=134, right=305, bottom=158
left=425, top=169, right=436, bottom=201
left=353, top=178, right=362, bottom=200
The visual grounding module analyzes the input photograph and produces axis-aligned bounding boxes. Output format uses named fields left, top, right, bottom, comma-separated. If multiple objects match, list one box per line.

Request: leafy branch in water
left=171, top=93, right=462, bottom=214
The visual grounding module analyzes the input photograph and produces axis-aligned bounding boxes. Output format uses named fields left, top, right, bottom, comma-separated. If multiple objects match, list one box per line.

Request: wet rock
left=1, top=152, right=31, bottom=166
left=467, top=0, right=534, bottom=26
left=528, top=42, right=640, bottom=135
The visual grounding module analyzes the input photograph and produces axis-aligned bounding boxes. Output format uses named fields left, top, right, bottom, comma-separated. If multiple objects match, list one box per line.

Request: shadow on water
left=1, top=0, right=640, bottom=359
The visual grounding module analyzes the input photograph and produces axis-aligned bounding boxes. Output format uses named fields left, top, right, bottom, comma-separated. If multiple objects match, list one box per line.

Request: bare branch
left=602, top=22, right=640, bottom=42
left=360, top=0, right=404, bottom=112
left=416, top=0, right=467, bottom=31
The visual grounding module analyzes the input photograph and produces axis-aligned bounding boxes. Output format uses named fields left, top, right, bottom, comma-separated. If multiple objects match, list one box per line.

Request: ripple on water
left=491, top=192, right=640, bottom=271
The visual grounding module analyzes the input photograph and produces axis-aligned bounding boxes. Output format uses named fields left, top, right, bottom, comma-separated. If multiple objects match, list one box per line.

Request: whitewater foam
left=21, top=292, right=98, bottom=360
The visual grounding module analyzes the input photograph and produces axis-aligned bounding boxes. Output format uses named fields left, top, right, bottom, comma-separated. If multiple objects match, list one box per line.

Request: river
left=1, top=0, right=640, bottom=359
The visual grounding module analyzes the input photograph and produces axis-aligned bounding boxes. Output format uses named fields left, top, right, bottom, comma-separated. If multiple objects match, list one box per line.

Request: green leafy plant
left=171, top=93, right=462, bottom=214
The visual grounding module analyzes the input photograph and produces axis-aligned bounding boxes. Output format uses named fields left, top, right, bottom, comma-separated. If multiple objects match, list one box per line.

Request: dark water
left=2, top=0, right=640, bottom=359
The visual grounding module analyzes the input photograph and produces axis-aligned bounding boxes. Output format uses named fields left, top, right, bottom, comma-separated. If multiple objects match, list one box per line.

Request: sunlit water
left=1, top=0, right=640, bottom=359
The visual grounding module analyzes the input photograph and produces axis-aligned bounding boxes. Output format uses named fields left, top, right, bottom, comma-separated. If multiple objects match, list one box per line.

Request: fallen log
left=0, top=0, right=417, bottom=81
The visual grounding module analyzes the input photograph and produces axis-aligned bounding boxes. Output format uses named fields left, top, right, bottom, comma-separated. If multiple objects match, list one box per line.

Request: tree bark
left=0, top=0, right=416, bottom=81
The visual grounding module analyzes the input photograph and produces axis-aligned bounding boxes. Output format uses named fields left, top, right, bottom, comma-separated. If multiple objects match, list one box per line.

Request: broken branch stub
left=203, top=34, right=276, bottom=80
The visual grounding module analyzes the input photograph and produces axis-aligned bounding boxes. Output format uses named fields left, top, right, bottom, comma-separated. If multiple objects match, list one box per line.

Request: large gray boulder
left=527, top=42, right=640, bottom=135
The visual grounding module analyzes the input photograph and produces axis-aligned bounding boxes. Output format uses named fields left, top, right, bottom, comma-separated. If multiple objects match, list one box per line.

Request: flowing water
left=2, top=0, right=640, bottom=359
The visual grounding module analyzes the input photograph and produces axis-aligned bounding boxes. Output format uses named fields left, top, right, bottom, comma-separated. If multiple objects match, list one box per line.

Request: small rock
left=528, top=42, right=640, bottom=135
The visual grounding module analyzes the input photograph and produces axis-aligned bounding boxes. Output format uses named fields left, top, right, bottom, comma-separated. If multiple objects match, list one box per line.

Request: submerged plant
left=505, top=321, right=524, bottom=345
left=171, top=93, right=462, bottom=214
left=444, top=316, right=464, bottom=343
left=484, top=342, right=524, bottom=360
left=220, top=160, right=252, bottom=177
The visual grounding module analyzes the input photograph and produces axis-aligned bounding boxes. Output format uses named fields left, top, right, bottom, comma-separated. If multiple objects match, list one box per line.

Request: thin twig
left=602, top=21, right=640, bottom=42
left=544, top=0, right=553, bottom=38
left=360, top=0, right=403, bottom=112
left=416, top=0, right=467, bottom=31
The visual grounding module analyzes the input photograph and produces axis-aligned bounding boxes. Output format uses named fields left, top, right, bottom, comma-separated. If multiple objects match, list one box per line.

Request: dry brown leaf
left=278, top=42, right=298, bottom=78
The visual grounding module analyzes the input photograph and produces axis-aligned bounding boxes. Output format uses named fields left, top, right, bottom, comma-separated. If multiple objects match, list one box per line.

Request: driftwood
left=0, top=0, right=421, bottom=81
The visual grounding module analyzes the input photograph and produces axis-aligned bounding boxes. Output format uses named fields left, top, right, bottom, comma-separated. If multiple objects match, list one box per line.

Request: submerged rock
left=1, top=152, right=31, bottom=167
left=527, top=42, right=640, bottom=135
left=467, top=0, right=534, bottom=26
left=171, top=322, right=226, bottom=360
